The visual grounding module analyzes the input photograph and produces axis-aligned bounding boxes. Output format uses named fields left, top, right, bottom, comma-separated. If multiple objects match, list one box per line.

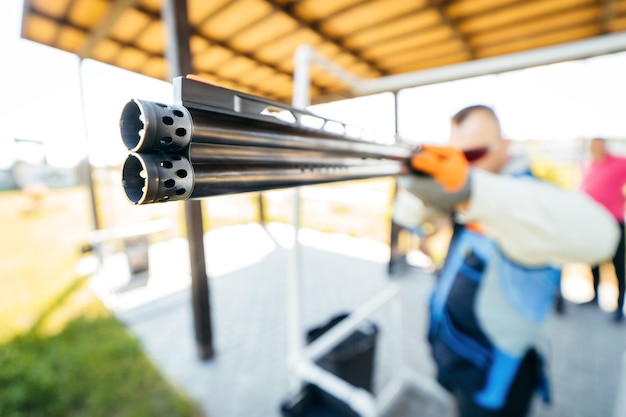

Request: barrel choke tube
left=122, top=153, right=194, bottom=205
left=120, top=99, right=193, bottom=153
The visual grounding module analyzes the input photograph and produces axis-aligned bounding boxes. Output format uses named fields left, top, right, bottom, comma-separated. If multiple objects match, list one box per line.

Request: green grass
left=0, top=315, right=201, bottom=417
left=0, top=187, right=203, bottom=417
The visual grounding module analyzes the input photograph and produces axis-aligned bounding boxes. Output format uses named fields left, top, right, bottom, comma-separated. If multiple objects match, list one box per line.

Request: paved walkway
left=98, top=223, right=626, bottom=417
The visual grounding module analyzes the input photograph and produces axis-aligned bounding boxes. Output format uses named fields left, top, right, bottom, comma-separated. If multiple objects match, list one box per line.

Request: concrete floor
left=93, top=223, right=626, bottom=417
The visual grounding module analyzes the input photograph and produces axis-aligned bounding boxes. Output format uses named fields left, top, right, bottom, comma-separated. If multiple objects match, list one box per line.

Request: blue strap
left=430, top=229, right=495, bottom=335
left=473, top=349, right=523, bottom=409
left=440, top=310, right=491, bottom=368
left=459, top=262, right=482, bottom=282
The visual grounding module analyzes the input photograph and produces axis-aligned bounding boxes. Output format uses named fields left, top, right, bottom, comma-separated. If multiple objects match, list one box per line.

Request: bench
left=85, top=218, right=171, bottom=276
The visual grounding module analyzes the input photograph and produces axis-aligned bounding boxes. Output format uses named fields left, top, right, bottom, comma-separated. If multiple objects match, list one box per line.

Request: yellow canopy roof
left=21, top=0, right=626, bottom=103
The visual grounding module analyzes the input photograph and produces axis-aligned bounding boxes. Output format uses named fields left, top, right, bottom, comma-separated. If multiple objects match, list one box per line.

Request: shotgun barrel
left=120, top=76, right=416, bottom=205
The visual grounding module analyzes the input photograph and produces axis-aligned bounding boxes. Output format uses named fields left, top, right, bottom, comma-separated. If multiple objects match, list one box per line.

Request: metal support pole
left=76, top=59, right=100, bottom=231
left=257, top=193, right=266, bottom=225
left=162, top=0, right=214, bottom=360
left=286, top=45, right=313, bottom=391
left=388, top=92, right=403, bottom=275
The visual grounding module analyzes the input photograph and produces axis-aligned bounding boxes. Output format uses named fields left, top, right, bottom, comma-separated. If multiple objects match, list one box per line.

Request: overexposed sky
left=0, top=0, right=171, bottom=168
left=1, top=0, right=625, bottom=168
left=398, top=52, right=626, bottom=144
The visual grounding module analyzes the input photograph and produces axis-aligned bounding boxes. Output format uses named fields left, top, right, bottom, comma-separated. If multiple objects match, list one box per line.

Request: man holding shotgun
left=395, top=105, right=618, bottom=417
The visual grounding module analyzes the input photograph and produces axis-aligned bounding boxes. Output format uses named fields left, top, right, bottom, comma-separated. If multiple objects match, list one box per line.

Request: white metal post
left=286, top=45, right=314, bottom=391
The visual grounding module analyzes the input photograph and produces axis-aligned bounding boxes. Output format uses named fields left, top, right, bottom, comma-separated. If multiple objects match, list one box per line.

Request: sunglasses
left=461, top=139, right=504, bottom=162
left=463, top=146, right=490, bottom=162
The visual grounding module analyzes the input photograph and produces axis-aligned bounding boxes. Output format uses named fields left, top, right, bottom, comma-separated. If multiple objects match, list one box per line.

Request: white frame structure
left=285, top=31, right=626, bottom=416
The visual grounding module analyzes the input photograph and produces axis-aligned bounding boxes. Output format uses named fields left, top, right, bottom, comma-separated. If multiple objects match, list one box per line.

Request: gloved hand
left=399, top=145, right=472, bottom=213
left=410, top=145, right=470, bottom=192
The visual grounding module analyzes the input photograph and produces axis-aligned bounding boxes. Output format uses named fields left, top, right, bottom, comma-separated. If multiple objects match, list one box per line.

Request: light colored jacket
left=395, top=167, right=619, bottom=268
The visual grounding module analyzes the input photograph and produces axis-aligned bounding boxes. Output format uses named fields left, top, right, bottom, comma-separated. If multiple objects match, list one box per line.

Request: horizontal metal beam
left=354, top=31, right=626, bottom=94
left=303, top=32, right=626, bottom=99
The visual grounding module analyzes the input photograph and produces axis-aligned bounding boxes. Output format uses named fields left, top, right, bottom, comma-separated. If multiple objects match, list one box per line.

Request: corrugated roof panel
left=213, top=56, right=258, bottom=79
left=198, top=0, right=273, bottom=41
left=142, top=56, right=167, bottom=80
left=30, top=0, right=72, bottom=19
left=609, top=16, right=626, bottom=31
left=330, top=50, right=360, bottom=66
left=188, top=0, right=233, bottom=25
left=116, top=47, right=150, bottom=72
left=193, top=46, right=234, bottom=70
left=312, top=47, right=378, bottom=80
left=256, top=72, right=293, bottom=92
left=446, top=0, right=520, bottom=19
left=310, top=42, right=383, bottom=77
left=321, top=0, right=427, bottom=37
left=229, top=13, right=299, bottom=53
left=139, top=0, right=161, bottom=14
left=344, top=60, right=381, bottom=79
left=459, top=0, right=597, bottom=34
left=58, top=25, right=86, bottom=51
left=90, top=38, right=121, bottom=62
left=391, top=51, right=471, bottom=74
left=68, top=0, right=109, bottom=28
left=470, top=6, right=601, bottom=48
left=238, top=66, right=276, bottom=85
left=319, top=83, right=350, bottom=96
left=380, top=39, right=464, bottom=70
left=477, top=24, right=599, bottom=57
left=22, top=14, right=58, bottom=46
left=190, top=36, right=211, bottom=54
left=611, top=1, right=626, bottom=27
left=19, top=0, right=626, bottom=102
left=363, top=26, right=453, bottom=60
left=294, top=0, right=364, bottom=21
left=274, top=60, right=295, bottom=74
left=254, top=28, right=321, bottom=62
left=310, top=66, right=344, bottom=87
left=109, top=8, right=152, bottom=44
left=246, top=66, right=276, bottom=83
left=344, top=9, right=441, bottom=50
left=314, top=42, right=343, bottom=61
left=135, top=21, right=164, bottom=54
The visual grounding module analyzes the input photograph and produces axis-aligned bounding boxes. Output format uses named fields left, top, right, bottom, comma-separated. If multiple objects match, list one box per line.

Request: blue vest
left=428, top=224, right=561, bottom=410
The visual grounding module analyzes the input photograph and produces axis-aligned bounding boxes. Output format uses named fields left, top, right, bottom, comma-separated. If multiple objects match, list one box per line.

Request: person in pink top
left=580, top=138, right=626, bottom=322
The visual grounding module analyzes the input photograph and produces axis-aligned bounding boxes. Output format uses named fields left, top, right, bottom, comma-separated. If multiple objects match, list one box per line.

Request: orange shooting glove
left=410, top=145, right=469, bottom=192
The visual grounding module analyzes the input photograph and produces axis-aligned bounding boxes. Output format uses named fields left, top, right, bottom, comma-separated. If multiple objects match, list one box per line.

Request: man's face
left=449, top=109, right=510, bottom=173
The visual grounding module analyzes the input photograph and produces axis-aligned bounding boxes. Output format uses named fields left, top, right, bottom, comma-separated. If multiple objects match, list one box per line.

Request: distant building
left=0, top=138, right=80, bottom=191
left=0, top=169, right=17, bottom=190
left=12, top=161, right=79, bottom=189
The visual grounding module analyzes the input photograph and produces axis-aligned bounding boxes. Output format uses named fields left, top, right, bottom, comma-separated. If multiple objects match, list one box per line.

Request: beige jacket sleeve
left=392, top=186, right=446, bottom=230
left=456, top=169, right=620, bottom=267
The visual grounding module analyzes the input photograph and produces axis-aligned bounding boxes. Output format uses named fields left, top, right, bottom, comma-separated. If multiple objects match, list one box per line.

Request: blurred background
left=2, top=0, right=626, bottom=416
